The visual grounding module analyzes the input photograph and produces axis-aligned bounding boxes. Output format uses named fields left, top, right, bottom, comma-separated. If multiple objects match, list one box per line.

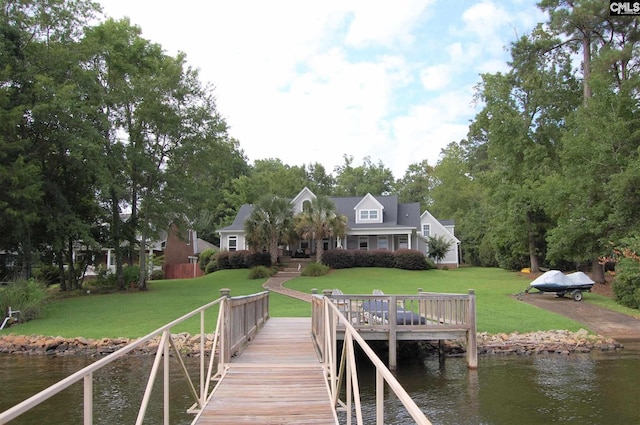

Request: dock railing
left=0, top=290, right=269, bottom=425
left=312, top=290, right=477, bottom=369
left=312, top=294, right=435, bottom=425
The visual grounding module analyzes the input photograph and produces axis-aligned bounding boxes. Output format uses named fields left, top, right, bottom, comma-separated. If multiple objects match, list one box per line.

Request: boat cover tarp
left=530, top=270, right=594, bottom=288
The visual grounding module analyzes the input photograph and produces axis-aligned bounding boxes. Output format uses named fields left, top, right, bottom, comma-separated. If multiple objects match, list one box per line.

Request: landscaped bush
left=613, top=258, right=640, bottom=309
left=0, top=278, right=49, bottom=322
left=248, top=266, right=276, bottom=279
left=321, top=250, right=354, bottom=269
left=123, top=265, right=140, bottom=286
left=228, top=250, right=246, bottom=269
left=321, top=249, right=434, bottom=271
left=352, top=249, right=375, bottom=267
left=216, top=250, right=272, bottom=270
left=301, top=262, right=330, bottom=276
left=393, top=249, right=431, bottom=270
left=245, top=252, right=271, bottom=268
left=370, top=250, right=395, bottom=268
left=150, top=270, right=164, bottom=281
left=198, top=248, right=217, bottom=272
left=205, top=260, right=219, bottom=274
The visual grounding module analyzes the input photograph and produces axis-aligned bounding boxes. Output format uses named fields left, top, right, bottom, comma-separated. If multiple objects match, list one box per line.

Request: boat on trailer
left=525, top=270, right=594, bottom=301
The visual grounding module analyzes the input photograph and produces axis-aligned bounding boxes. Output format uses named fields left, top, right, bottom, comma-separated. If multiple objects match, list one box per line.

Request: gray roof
left=219, top=195, right=422, bottom=232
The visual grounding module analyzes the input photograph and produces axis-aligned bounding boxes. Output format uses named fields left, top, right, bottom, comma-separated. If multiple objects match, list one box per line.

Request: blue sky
left=97, top=0, right=547, bottom=178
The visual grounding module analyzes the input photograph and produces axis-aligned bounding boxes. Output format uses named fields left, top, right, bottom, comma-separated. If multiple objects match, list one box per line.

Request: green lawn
left=1, top=267, right=635, bottom=338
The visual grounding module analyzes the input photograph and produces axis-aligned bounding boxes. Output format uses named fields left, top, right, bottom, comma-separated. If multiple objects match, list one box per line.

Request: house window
left=422, top=224, right=430, bottom=237
left=359, top=209, right=378, bottom=220
left=399, top=235, right=408, bottom=249
left=359, top=236, right=369, bottom=250
left=377, top=236, right=388, bottom=250
left=228, top=236, right=237, bottom=252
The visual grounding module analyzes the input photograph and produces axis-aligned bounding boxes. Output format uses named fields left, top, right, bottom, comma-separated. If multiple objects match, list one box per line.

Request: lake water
left=1, top=343, right=639, bottom=424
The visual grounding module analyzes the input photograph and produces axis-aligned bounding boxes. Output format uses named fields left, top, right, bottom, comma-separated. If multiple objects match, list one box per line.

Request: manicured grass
left=2, top=267, right=634, bottom=338
left=287, top=267, right=594, bottom=334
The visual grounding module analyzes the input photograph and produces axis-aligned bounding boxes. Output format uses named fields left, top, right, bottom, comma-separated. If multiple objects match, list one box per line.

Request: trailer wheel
left=572, top=290, right=583, bottom=302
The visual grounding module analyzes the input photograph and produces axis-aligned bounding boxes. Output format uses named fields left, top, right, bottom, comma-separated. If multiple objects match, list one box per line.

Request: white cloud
left=420, top=64, right=452, bottom=91
left=97, top=0, right=545, bottom=180
left=344, top=0, right=436, bottom=47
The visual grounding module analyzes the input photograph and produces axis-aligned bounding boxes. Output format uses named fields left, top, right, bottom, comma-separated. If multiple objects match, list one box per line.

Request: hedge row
left=216, top=250, right=271, bottom=270
left=321, top=249, right=435, bottom=271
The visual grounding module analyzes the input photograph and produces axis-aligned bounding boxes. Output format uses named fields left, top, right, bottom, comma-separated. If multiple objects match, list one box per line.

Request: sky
left=97, top=0, right=547, bottom=179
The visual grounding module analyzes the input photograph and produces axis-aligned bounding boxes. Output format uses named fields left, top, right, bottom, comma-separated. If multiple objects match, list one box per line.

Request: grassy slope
left=288, top=267, right=590, bottom=334
left=2, top=267, right=634, bottom=338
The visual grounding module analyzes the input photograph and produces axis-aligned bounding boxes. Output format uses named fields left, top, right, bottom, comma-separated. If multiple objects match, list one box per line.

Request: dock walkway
left=192, top=317, right=338, bottom=425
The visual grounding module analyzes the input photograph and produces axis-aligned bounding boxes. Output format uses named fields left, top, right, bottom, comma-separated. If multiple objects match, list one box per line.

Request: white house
left=217, top=187, right=460, bottom=267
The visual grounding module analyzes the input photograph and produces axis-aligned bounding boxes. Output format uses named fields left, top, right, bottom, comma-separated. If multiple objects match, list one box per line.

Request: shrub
left=370, top=250, right=395, bottom=268
left=150, top=270, right=164, bottom=281
left=321, top=250, right=354, bottom=269
left=216, top=250, right=271, bottom=270
left=198, top=248, right=217, bottom=272
left=34, top=265, right=60, bottom=286
left=0, top=278, right=49, bottom=322
left=94, top=266, right=117, bottom=289
left=248, top=266, right=276, bottom=279
left=301, top=262, right=330, bottom=277
left=352, top=250, right=375, bottom=267
left=245, top=252, right=272, bottom=268
left=205, top=260, right=219, bottom=274
left=123, top=265, right=140, bottom=286
left=613, top=258, right=640, bottom=309
left=216, top=252, right=231, bottom=269
left=393, top=249, right=430, bottom=270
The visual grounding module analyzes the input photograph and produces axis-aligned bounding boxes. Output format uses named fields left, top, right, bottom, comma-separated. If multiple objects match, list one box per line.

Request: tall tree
left=395, top=159, right=435, bottom=207
left=0, top=0, right=100, bottom=279
left=333, top=155, right=395, bottom=196
left=540, top=0, right=640, bottom=281
left=244, top=195, right=294, bottom=266
left=467, top=31, right=579, bottom=271
left=294, top=195, right=347, bottom=263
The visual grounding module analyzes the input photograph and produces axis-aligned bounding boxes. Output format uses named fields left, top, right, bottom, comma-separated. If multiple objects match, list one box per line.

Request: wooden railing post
left=389, top=296, right=397, bottom=370
left=467, top=289, right=478, bottom=369
left=220, top=289, right=231, bottom=364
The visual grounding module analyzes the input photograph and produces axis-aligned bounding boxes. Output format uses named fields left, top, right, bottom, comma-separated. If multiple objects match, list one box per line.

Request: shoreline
left=0, top=329, right=624, bottom=357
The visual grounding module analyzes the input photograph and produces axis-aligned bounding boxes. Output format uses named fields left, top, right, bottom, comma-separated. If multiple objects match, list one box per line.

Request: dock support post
left=389, top=296, right=397, bottom=370
left=467, top=289, right=478, bottom=369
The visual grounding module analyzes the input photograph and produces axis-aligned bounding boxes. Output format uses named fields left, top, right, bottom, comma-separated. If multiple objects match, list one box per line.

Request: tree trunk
left=591, top=259, right=605, bottom=284
left=269, top=235, right=278, bottom=267
left=138, top=225, right=148, bottom=291
left=315, top=238, right=324, bottom=263
left=582, top=34, right=592, bottom=104
left=111, top=189, right=125, bottom=290
left=526, top=214, right=540, bottom=273
left=67, top=238, right=76, bottom=290
left=58, top=250, right=67, bottom=292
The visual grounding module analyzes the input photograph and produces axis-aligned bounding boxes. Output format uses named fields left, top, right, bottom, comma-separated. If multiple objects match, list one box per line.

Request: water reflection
left=0, top=355, right=198, bottom=425
left=354, top=344, right=640, bottom=425
left=2, top=344, right=639, bottom=425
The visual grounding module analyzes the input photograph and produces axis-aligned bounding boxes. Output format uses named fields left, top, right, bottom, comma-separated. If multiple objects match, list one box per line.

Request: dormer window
left=359, top=209, right=379, bottom=221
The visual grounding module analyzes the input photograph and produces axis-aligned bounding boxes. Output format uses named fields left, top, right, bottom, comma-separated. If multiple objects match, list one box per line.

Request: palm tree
left=294, top=195, right=347, bottom=263
left=244, top=195, right=294, bottom=266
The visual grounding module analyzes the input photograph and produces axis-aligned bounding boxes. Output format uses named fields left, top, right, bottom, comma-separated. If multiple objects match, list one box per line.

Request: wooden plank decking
left=193, top=317, right=338, bottom=425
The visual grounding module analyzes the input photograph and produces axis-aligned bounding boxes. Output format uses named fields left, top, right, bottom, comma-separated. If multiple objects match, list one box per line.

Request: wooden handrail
left=313, top=295, right=433, bottom=425
left=0, top=290, right=270, bottom=425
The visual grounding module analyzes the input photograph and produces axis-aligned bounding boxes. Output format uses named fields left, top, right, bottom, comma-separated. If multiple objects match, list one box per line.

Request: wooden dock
left=192, top=317, right=338, bottom=425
